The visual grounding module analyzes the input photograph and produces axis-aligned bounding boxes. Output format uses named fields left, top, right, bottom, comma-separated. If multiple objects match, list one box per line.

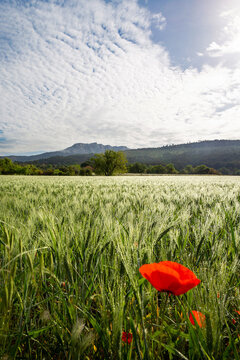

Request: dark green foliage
left=165, top=163, right=178, bottom=174
left=182, top=165, right=193, bottom=174
left=146, top=164, right=166, bottom=174
left=0, top=158, right=43, bottom=175
left=0, top=158, right=93, bottom=176
left=129, top=162, right=219, bottom=175
left=0, top=157, right=222, bottom=176
left=125, top=140, right=240, bottom=172
left=91, top=150, right=127, bottom=175
left=193, top=165, right=220, bottom=175
left=128, top=162, right=147, bottom=174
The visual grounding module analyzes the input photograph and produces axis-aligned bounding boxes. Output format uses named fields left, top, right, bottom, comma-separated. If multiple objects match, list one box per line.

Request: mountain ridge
left=1, top=142, right=129, bottom=162
left=28, top=139, right=240, bottom=172
left=2, top=140, right=240, bottom=172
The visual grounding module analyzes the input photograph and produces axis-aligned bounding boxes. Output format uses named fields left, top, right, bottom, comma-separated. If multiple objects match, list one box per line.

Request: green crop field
left=0, top=176, right=239, bottom=359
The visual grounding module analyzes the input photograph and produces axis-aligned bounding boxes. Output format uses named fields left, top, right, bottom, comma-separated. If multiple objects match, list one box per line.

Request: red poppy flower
left=139, top=261, right=200, bottom=295
left=232, top=310, right=240, bottom=324
left=122, top=331, right=133, bottom=344
left=189, top=310, right=206, bottom=328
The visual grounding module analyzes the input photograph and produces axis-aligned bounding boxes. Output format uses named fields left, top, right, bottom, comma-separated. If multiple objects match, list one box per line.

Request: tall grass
left=0, top=175, right=239, bottom=359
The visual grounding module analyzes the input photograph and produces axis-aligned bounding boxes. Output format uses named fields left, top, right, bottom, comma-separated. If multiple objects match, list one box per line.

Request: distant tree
left=71, top=164, right=81, bottom=175
left=84, top=166, right=93, bottom=175
left=80, top=166, right=93, bottom=176
left=81, top=160, right=92, bottom=168
left=208, top=167, right=220, bottom=175
left=128, top=162, right=147, bottom=173
left=183, top=165, right=194, bottom=174
left=44, top=168, right=54, bottom=175
left=194, top=165, right=210, bottom=174
left=66, top=166, right=76, bottom=176
left=165, top=163, right=178, bottom=174
left=91, top=150, right=127, bottom=176
left=219, top=167, right=231, bottom=175
left=53, top=169, right=62, bottom=175
left=25, top=164, right=43, bottom=175
left=151, top=164, right=166, bottom=174
left=0, top=158, right=15, bottom=174
left=146, top=166, right=154, bottom=174
left=234, top=169, right=240, bottom=175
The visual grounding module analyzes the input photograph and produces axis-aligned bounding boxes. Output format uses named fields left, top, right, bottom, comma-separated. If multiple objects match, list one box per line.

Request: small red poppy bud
left=122, top=331, right=133, bottom=344
left=189, top=311, right=206, bottom=328
left=232, top=310, right=240, bottom=324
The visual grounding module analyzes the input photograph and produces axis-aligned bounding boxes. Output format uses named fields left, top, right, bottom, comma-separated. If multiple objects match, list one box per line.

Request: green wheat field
left=0, top=175, right=239, bottom=359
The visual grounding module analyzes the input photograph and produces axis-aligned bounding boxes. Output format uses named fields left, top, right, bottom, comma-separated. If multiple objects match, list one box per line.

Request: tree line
left=0, top=150, right=235, bottom=176
left=0, top=158, right=93, bottom=176
left=128, top=162, right=221, bottom=175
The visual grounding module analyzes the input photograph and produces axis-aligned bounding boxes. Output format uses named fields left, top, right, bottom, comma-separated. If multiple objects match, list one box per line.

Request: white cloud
left=207, top=8, right=240, bottom=58
left=151, top=12, right=166, bottom=31
left=0, top=0, right=240, bottom=154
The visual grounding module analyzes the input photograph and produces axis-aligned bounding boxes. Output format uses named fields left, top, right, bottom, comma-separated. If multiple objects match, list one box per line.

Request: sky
left=0, top=0, right=240, bottom=155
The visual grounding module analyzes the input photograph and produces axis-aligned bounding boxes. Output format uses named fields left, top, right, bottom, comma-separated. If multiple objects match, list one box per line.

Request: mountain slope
left=2, top=142, right=129, bottom=162
left=28, top=140, right=240, bottom=171
left=125, top=140, right=240, bottom=170
left=3, top=140, right=240, bottom=171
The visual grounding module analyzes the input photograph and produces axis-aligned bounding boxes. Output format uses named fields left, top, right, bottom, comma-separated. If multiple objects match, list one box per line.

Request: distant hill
left=1, top=142, right=129, bottom=162
left=30, top=154, right=93, bottom=166
left=125, top=140, right=240, bottom=171
left=3, top=140, right=240, bottom=172
left=27, top=140, right=240, bottom=172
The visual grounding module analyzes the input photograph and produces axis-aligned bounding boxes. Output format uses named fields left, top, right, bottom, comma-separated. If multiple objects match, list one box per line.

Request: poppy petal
left=189, top=310, right=206, bottom=328
left=139, top=261, right=200, bottom=295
